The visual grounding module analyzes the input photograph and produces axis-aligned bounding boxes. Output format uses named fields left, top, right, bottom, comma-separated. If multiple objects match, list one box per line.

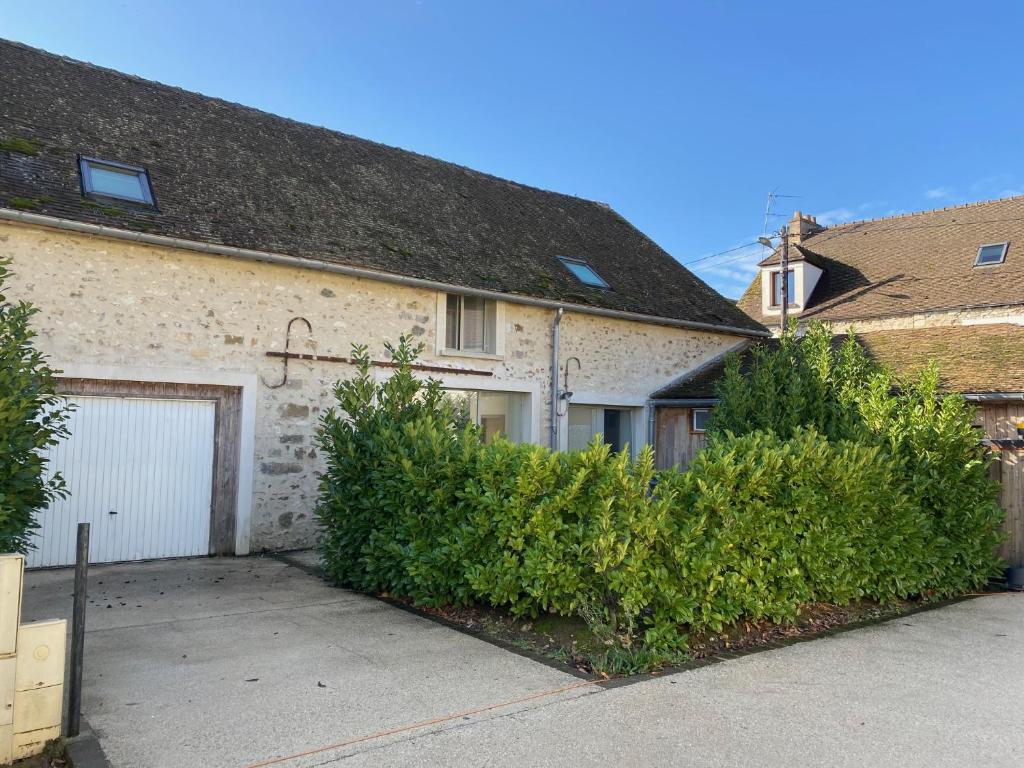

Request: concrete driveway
left=21, top=555, right=1024, bottom=768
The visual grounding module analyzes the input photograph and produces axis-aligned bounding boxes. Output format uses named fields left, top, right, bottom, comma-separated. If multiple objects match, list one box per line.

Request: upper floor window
left=445, top=294, right=497, bottom=354
left=770, top=269, right=796, bottom=307
left=79, top=156, right=155, bottom=204
left=557, top=256, right=609, bottom=288
left=975, top=242, right=1008, bottom=267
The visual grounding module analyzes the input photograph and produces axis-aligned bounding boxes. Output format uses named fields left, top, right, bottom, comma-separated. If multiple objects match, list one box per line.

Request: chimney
left=788, top=210, right=823, bottom=246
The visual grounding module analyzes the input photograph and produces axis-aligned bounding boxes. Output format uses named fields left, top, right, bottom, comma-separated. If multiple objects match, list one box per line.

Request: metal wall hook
left=263, top=316, right=313, bottom=389
left=556, top=356, right=581, bottom=416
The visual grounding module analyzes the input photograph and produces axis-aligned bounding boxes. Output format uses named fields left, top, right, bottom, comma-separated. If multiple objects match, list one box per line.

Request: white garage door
left=28, top=395, right=217, bottom=568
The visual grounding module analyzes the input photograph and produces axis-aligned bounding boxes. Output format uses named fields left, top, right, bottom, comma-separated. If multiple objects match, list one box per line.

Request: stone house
left=651, top=201, right=1024, bottom=571
left=0, top=40, right=766, bottom=566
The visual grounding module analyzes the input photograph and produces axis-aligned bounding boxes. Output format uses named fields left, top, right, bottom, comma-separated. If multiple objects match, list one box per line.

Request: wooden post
left=67, top=522, right=89, bottom=738
left=780, top=225, right=790, bottom=333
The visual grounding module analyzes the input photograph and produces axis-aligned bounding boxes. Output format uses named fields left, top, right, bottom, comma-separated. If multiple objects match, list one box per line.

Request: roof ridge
left=0, top=37, right=609, bottom=211
left=812, top=193, right=1024, bottom=233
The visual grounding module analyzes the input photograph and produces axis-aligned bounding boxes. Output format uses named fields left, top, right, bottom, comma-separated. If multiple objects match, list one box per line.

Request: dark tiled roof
left=652, top=324, right=1024, bottom=399
left=650, top=340, right=770, bottom=400
left=0, top=40, right=763, bottom=333
left=738, top=196, right=1024, bottom=324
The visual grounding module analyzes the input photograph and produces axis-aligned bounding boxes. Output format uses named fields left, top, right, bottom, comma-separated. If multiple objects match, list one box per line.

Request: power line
left=694, top=248, right=769, bottom=270
left=681, top=241, right=760, bottom=266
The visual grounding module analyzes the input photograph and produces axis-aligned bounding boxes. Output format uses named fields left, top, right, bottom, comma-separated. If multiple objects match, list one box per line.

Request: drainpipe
left=550, top=307, right=564, bottom=450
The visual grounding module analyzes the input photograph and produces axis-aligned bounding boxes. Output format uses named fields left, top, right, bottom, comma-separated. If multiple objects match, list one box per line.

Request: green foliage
left=317, top=331, right=1003, bottom=670
left=315, top=336, right=479, bottom=605
left=709, top=320, right=1004, bottom=592
left=6, top=197, right=41, bottom=212
left=708, top=324, right=868, bottom=441
left=0, top=136, right=42, bottom=156
left=658, top=428, right=928, bottom=630
left=0, top=258, right=72, bottom=553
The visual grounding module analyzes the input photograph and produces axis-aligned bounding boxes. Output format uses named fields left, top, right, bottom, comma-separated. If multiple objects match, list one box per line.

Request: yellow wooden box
left=0, top=656, right=14, bottom=727
left=14, top=620, right=66, bottom=692
left=0, top=555, right=24, bottom=657
left=0, top=722, right=11, bottom=765
left=13, top=684, right=63, bottom=734
left=12, top=724, right=60, bottom=762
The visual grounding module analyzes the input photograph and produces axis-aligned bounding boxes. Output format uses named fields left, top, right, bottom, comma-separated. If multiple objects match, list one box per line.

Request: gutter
left=0, top=209, right=770, bottom=339
left=646, top=398, right=718, bottom=408
left=963, top=392, right=1024, bottom=402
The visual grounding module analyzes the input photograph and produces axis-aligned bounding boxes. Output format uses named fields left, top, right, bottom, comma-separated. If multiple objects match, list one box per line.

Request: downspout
left=550, top=307, right=564, bottom=450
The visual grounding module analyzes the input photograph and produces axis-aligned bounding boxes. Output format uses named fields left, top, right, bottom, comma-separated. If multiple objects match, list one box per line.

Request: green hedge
left=316, top=336, right=1003, bottom=657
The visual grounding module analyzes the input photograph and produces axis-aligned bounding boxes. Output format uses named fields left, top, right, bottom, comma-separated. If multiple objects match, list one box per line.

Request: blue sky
left=4, top=1, right=1023, bottom=298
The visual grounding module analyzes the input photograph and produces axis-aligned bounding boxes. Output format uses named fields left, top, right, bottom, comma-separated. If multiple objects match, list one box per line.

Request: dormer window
left=975, top=242, right=1008, bottom=267
left=79, top=157, right=155, bottom=204
left=770, top=269, right=796, bottom=307
left=557, top=256, right=609, bottom=288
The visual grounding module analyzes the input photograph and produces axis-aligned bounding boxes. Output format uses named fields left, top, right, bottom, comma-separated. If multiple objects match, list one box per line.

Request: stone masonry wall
left=2, top=221, right=743, bottom=550
left=824, top=306, right=1024, bottom=334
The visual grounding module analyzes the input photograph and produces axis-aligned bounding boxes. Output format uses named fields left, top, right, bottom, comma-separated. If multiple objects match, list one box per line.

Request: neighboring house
left=0, top=40, right=765, bottom=566
left=652, top=202, right=1024, bottom=569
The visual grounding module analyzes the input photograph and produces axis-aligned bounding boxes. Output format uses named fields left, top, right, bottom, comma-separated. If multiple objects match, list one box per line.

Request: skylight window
left=557, top=256, right=609, bottom=288
left=975, top=242, right=1008, bottom=266
left=79, top=156, right=155, bottom=204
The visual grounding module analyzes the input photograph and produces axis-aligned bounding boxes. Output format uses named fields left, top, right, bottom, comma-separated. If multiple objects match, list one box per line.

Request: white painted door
left=28, top=395, right=216, bottom=568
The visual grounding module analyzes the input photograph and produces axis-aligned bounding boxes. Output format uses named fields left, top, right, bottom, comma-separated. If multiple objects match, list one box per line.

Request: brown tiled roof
left=0, top=39, right=763, bottom=334
left=738, top=196, right=1024, bottom=324
left=652, top=324, right=1024, bottom=399
left=856, top=324, right=1024, bottom=395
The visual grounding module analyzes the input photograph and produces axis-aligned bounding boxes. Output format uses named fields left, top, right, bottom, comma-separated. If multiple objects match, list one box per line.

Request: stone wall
left=2, top=221, right=744, bottom=550
left=824, top=306, right=1024, bottom=334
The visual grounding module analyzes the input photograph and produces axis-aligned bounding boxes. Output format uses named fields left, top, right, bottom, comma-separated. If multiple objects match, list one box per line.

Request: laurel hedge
left=316, top=333, right=1003, bottom=659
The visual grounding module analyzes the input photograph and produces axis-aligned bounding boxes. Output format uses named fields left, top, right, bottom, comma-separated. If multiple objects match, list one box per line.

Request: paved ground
left=22, top=555, right=1024, bottom=768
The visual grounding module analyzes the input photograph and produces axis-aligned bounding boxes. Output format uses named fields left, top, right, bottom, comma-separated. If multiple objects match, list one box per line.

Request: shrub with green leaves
left=460, top=439, right=689, bottom=652
left=315, top=337, right=480, bottom=605
left=0, top=258, right=71, bottom=553
left=709, top=321, right=1004, bottom=591
left=316, top=331, right=1003, bottom=668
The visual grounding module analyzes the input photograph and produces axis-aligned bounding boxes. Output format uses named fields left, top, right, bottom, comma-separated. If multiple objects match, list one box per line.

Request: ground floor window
left=567, top=405, right=637, bottom=454
left=446, top=389, right=529, bottom=444
left=692, top=408, right=712, bottom=433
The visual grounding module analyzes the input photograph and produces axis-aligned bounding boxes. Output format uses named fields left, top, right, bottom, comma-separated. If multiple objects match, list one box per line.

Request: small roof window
left=79, top=156, right=155, bottom=204
left=557, top=256, right=609, bottom=288
left=975, top=242, right=1008, bottom=267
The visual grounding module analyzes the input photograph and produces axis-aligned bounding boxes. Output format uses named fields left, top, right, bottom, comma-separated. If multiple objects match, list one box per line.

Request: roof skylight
left=557, top=256, right=609, bottom=288
left=79, top=156, right=155, bottom=205
left=975, top=242, right=1008, bottom=266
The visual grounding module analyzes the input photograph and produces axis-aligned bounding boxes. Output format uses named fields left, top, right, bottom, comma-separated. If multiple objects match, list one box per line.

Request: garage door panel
left=28, top=396, right=216, bottom=568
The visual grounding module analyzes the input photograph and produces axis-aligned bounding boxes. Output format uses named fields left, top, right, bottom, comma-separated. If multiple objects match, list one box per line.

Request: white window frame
left=79, top=156, right=155, bottom=205
left=692, top=408, right=711, bottom=433
left=769, top=269, right=797, bottom=308
left=436, top=292, right=505, bottom=359
left=974, top=242, right=1009, bottom=267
